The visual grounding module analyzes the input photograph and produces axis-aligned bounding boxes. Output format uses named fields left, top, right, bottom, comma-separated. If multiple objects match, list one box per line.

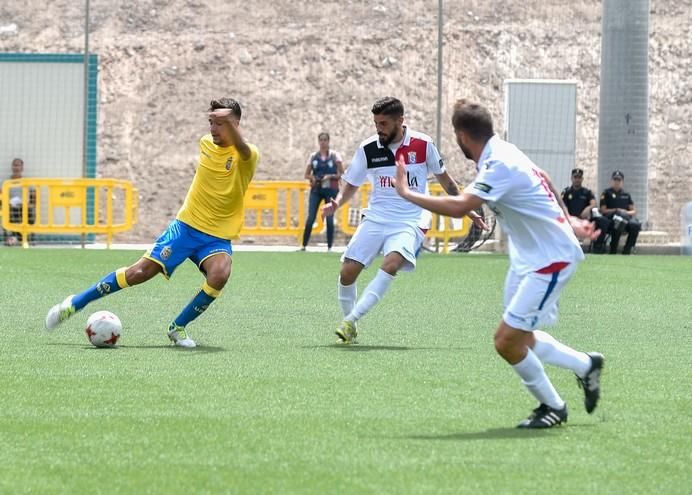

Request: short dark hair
left=371, top=97, right=404, bottom=117
left=318, top=132, right=330, bottom=140
left=209, top=98, right=242, bottom=119
left=451, top=99, right=494, bottom=141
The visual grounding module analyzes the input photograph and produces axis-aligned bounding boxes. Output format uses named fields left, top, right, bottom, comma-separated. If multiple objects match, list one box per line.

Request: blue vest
left=310, top=151, right=338, bottom=189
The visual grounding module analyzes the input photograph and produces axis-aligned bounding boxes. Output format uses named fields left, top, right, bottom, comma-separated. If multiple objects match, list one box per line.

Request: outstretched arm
left=434, top=171, right=488, bottom=230
left=396, top=158, right=484, bottom=217
left=537, top=168, right=601, bottom=239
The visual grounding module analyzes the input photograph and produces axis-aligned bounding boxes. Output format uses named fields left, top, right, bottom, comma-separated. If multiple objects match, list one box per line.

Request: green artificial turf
left=0, top=249, right=690, bottom=494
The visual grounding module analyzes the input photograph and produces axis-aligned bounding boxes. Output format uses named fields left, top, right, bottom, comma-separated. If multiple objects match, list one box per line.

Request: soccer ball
left=85, top=311, right=122, bottom=348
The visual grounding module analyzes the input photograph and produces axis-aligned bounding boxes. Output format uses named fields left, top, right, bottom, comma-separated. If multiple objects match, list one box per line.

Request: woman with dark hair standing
left=301, top=132, right=344, bottom=251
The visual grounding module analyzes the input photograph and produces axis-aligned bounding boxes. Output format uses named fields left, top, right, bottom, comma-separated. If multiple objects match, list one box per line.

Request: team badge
left=225, top=157, right=233, bottom=171
left=474, top=182, right=493, bottom=193
left=568, top=194, right=573, bottom=200
left=612, top=193, right=616, bottom=199
left=161, top=246, right=172, bottom=260
left=96, top=282, right=111, bottom=296
left=407, top=152, right=417, bottom=164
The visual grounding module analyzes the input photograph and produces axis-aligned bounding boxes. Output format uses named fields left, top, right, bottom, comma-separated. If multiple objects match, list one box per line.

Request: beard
left=378, top=128, right=398, bottom=147
left=459, top=141, right=473, bottom=160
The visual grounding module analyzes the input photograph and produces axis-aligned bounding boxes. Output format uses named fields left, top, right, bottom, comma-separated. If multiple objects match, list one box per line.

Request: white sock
left=512, top=348, right=565, bottom=410
left=338, top=277, right=357, bottom=318
left=532, top=330, right=591, bottom=377
left=347, top=269, right=395, bottom=322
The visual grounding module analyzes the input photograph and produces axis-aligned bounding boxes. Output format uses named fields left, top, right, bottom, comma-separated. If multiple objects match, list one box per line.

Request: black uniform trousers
left=593, top=214, right=641, bottom=254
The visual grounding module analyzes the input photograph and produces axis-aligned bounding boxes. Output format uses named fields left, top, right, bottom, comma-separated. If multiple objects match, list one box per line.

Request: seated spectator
left=562, top=168, right=596, bottom=219
left=596, top=170, right=641, bottom=255
left=562, top=168, right=608, bottom=252
left=2, top=158, right=36, bottom=246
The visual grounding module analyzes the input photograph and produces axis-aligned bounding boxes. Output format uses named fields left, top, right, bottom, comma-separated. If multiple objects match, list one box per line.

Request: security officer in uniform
left=562, top=168, right=607, bottom=252
left=562, top=168, right=596, bottom=219
left=598, top=170, right=641, bottom=255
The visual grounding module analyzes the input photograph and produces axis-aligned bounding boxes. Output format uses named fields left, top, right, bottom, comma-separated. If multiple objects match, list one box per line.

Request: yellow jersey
left=176, top=134, right=259, bottom=239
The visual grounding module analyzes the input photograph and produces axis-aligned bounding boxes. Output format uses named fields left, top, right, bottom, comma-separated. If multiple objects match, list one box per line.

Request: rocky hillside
left=1, top=0, right=690, bottom=241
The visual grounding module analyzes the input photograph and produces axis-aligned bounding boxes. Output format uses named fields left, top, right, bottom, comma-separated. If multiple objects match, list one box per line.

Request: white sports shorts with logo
left=502, top=262, right=579, bottom=331
left=341, top=218, right=425, bottom=272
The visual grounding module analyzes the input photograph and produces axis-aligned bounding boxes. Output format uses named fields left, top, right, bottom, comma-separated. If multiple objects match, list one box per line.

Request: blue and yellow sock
left=173, top=281, right=220, bottom=327
left=72, top=268, right=129, bottom=311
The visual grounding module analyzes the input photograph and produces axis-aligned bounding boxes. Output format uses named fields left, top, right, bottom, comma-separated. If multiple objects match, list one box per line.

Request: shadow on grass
left=327, top=344, right=411, bottom=352
left=46, top=342, right=226, bottom=353
left=408, top=423, right=596, bottom=441
left=125, top=344, right=226, bottom=353
left=304, top=344, right=471, bottom=352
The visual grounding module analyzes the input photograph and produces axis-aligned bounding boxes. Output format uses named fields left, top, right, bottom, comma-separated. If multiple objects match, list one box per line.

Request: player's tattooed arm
left=435, top=171, right=460, bottom=196
left=435, top=171, right=486, bottom=228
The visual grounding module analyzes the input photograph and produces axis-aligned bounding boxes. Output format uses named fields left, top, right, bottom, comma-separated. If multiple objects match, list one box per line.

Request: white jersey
left=343, top=127, right=445, bottom=228
left=468, top=136, right=584, bottom=275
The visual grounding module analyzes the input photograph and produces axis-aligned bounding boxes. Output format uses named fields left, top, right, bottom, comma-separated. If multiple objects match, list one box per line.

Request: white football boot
left=167, top=323, right=197, bottom=348
left=44, top=295, right=77, bottom=331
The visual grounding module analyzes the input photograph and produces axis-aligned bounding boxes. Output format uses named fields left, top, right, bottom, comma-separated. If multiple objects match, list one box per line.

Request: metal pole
left=598, top=0, right=650, bottom=223
left=83, top=0, right=90, bottom=180
left=435, top=0, right=443, bottom=147
left=81, top=0, right=90, bottom=248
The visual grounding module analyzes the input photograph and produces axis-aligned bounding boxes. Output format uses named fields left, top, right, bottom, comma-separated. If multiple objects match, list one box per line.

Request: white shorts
left=341, top=218, right=425, bottom=272
left=502, top=262, right=578, bottom=331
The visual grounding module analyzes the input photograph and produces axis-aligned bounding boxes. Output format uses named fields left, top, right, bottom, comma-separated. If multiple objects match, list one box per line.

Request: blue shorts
left=144, top=219, right=232, bottom=278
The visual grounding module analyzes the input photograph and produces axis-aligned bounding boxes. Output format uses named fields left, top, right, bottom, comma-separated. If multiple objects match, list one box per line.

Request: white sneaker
left=167, top=323, right=196, bottom=348
left=45, top=295, right=77, bottom=331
